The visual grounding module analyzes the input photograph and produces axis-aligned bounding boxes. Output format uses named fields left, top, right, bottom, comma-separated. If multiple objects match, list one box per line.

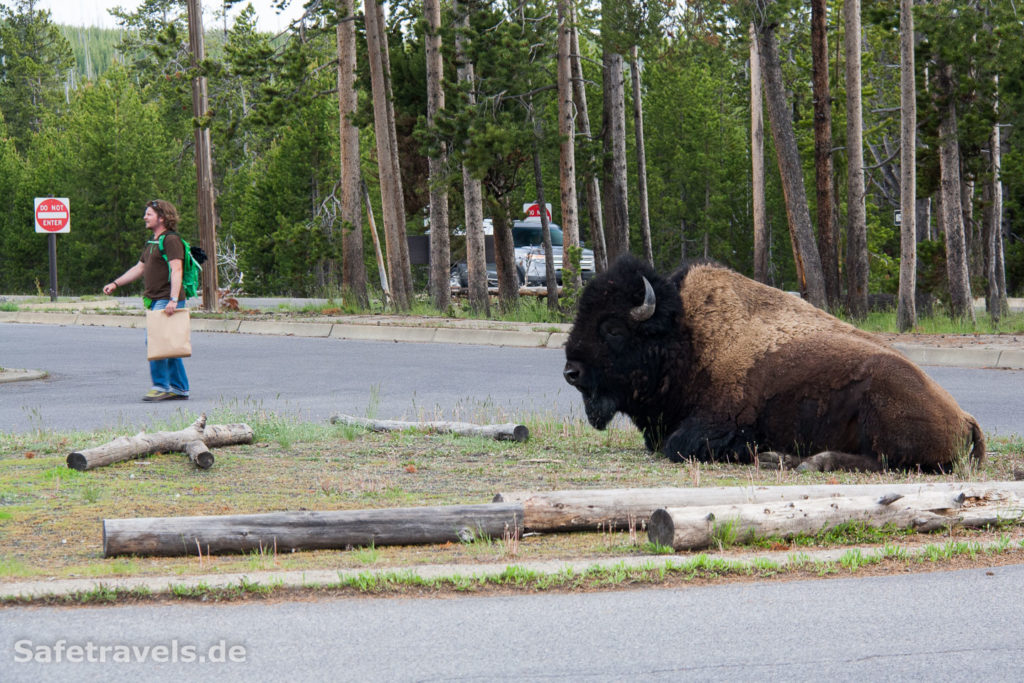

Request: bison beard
left=563, top=256, right=985, bottom=473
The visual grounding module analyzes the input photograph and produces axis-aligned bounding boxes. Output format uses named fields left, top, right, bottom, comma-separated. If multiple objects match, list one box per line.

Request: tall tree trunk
left=935, top=63, right=975, bottom=322
left=557, top=0, right=581, bottom=298
left=364, top=0, right=411, bottom=310
left=844, top=0, right=869, bottom=319
left=489, top=200, right=519, bottom=312
left=569, top=5, right=607, bottom=272
left=964, top=179, right=981, bottom=281
left=630, top=45, right=653, bottom=267
left=186, top=0, right=219, bottom=312
left=375, top=0, right=413, bottom=306
left=897, top=0, right=917, bottom=331
left=756, top=21, right=827, bottom=308
left=916, top=196, right=931, bottom=242
left=454, top=0, right=488, bottom=315
left=602, top=48, right=630, bottom=265
left=424, top=0, right=449, bottom=312
left=750, top=23, right=768, bottom=284
left=532, top=126, right=559, bottom=311
left=986, top=117, right=1007, bottom=319
left=337, top=1, right=368, bottom=307
left=811, top=0, right=840, bottom=308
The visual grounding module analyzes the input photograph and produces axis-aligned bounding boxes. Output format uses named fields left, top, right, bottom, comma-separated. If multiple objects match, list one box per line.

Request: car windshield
left=513, top=225, right=563, bottom=247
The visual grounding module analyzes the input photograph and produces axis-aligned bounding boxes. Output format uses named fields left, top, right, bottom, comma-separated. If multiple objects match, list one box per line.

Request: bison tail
left=965, top=414, right=986, bottom=464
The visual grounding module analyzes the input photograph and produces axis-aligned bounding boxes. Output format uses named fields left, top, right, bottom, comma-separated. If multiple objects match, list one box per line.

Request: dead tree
left=330, top=414, right=528, bottom=442
left=66, top=414, right=253, bottom=471
left=103, top=503, right=524, bottom=557
left=494, top=483, right=1024, bottom=532
left=649, top=490, right=1023, bottom=551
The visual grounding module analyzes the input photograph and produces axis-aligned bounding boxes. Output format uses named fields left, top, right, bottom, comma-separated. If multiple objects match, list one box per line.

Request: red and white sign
left=35, top=197, right=71, bottom=233
left=523, top=202, right=552, bottom=221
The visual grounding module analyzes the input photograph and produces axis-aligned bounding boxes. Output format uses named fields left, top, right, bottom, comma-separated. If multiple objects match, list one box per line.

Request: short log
left=648, top=490, right=1023, bottom=551
left=494, top=482, right=1024, bottom=532
left=330, top=414, right=529, bottom=442
left=67, top=415, right=254, bottom=471
left=103, top=502, right=525, bottom=557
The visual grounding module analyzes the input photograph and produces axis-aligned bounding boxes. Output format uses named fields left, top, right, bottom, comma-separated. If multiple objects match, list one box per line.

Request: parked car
left=511, top=219, right=596, bottom=286
left=451, top=218, right=596, bottom=287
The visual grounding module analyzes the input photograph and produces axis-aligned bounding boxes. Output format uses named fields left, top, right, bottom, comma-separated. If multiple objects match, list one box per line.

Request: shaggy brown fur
left=563, top=256, right=985, bottom=472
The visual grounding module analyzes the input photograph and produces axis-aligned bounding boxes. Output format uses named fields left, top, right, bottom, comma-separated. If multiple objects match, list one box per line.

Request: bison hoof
left=757, top=452, right=804, bottom=470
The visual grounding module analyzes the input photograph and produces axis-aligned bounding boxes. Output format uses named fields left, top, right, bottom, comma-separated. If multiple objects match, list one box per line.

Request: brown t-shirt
left=141, top=231, right=186, bottom=303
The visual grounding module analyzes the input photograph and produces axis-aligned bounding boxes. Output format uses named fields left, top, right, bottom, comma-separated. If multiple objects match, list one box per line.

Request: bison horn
left=630, top=276, right=656, bottom=322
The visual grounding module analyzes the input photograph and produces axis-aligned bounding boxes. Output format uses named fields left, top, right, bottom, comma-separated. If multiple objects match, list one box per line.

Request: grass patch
left=0, top=411, right=1022, bottom=591
left=849, top=309, right=1024, bottom=335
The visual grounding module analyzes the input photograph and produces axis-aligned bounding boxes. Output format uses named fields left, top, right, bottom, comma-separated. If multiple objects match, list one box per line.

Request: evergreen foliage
left=0, top=0, right=1020, bottom=308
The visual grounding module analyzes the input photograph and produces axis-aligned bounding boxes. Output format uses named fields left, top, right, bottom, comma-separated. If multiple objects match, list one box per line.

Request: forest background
left=0, top=0, right=1020, bottom=324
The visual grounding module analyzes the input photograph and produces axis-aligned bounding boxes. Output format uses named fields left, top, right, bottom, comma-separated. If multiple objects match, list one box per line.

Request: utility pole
left=186, top=0, right=219, bottom=311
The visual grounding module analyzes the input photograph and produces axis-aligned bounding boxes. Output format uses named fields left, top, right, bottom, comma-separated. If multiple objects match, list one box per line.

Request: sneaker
left=142, top=390, right=176, bottom=402
left=167, top=392, right=189, bottom=400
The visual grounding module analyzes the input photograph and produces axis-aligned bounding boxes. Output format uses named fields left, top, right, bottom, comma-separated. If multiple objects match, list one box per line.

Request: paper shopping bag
left=146, top=309, right=192, bottom=360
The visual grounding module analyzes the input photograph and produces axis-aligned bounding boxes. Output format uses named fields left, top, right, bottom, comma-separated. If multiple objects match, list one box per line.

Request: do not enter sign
left=35, top=197, right=71, bottom=233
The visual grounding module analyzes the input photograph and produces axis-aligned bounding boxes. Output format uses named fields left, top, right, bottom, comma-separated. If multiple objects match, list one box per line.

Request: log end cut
left=67, top=452, right=89, bottom=471
left=508, top=425, right=530, bottom=442
left=647, top=508, right=676, bottom=549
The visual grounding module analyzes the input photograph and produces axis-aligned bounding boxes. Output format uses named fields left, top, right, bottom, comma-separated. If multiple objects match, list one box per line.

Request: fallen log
left=493, top=482, right=1024, bottom=532
left=330, top=414, right=529, bottom=442
left=452, top=285, right=561, bottom=298
left=648, top=490, right=1024, bottom=551
left=66, top=414, right=254, bottom=471
left=103, top=503, right=525, bottom=557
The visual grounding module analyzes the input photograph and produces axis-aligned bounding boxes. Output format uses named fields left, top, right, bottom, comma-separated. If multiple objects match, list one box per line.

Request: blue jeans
left=149, top=299, right=189, bottom=396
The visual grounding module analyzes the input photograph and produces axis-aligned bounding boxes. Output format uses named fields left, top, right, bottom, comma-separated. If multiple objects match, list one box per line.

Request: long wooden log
left=66, top=415, right=254, bottom=471
left=493, top=482, right=1024, bottom=532
left=648, top=490, right=1024, bottom=551
left=103, top=503, right=525, bottom=557
left=330, top=414, right=529, bottom=442
left=452, top=285, right=560, bottom=298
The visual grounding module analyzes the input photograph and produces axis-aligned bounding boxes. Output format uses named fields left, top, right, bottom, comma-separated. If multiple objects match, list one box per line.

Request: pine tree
left=0, top=0, right=74, bottom=155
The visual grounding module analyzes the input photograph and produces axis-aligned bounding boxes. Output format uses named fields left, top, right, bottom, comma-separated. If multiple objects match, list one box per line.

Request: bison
left=563, top=256, right=985, bottom=472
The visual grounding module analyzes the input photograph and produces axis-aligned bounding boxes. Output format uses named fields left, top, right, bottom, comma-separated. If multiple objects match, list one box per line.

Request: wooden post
left=103, top=503, right=525, bottom=557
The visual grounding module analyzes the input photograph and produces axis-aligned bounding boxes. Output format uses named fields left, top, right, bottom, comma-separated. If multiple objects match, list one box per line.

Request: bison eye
left=599, top=320, right=628, bottom=351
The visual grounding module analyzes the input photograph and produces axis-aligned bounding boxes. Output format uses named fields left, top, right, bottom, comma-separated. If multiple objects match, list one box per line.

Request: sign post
left=35, top=197, right=70, bottom=302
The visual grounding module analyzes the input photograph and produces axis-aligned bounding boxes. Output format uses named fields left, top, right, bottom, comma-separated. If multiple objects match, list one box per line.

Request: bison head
left=564, top=256, right=687, bottom=432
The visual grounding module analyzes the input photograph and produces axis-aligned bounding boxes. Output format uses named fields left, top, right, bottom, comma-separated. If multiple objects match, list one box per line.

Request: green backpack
left=146, top=233, right=205, bottom=305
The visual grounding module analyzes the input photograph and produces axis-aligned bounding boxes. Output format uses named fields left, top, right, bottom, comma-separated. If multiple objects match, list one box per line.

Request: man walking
left=102, top=200, right=190, bottom=401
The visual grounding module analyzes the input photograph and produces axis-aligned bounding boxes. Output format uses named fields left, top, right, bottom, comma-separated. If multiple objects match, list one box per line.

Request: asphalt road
left=4, top=564, right=1024, bottom=681
left=3, top=322, right=1024, bottom=680
left=2, top=323, right=1022, bottom=437
left=0, top=323, right=584, bottom=434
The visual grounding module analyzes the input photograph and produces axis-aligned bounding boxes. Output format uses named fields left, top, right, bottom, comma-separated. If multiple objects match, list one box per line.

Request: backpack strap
left=147, top=235, right=170, bottom=263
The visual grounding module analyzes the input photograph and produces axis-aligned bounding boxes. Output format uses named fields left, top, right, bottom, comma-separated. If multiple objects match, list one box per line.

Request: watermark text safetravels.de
left=12, top=639, right=247, bottom=664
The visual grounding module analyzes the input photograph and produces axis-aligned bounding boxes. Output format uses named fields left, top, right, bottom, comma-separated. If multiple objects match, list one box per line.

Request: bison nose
left=563, top=361, right=584, bottom=387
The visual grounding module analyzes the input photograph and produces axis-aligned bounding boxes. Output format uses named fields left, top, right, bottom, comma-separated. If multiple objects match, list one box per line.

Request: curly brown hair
left=147, top=199, right=179, bottom=232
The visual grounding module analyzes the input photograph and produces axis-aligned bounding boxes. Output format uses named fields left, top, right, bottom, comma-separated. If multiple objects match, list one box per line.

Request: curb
left=891, top=343, right=1024, bottom=370
left=0, top=310, right=570, bottom=350
left=3, top=310, right=1024, bottom=367
left=3, top=539, right=1021, bottom=601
